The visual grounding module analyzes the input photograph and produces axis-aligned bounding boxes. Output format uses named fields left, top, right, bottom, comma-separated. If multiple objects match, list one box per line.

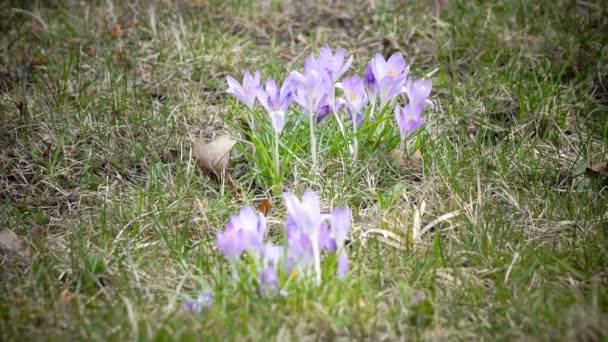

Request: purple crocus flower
left=342, top=75, right=368, bottom=126
left=182, top=289, right=214, bottom=314
left=282, top=189, right=325, bottom=284
left=364, top=64, right=377, bottom=102
left=309, top=45, right=353, bottom=83
left=365, top=52, right=409, bottom=109
left=330, top=206, right=351, bottom=248
left=287, top=68, right=332, bottom=118
left=330, top=206, right=351, bottom=277
left=256, top=78, right=293, bottom=133
left=342, top=75, right=368, bottom=113
left=283, top=190, right=323, bottom=238
left=258, top=266, right=280, bottom=297
left=394, top=102, right=425, bottom=138
left=405, top=78, right=433, bottom=110
left=226, top=70, right=261, bottom=109
left=286, top=216, right=314, bottom=271
left=216, top=206, right=266, bottom=259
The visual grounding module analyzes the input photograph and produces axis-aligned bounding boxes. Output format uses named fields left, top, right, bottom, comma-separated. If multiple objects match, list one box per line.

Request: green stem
left=274, top=130, right=280, bottom=180
left=402, top=134, right=410, bottom=160
left=352, top=116, right=358, bottom=163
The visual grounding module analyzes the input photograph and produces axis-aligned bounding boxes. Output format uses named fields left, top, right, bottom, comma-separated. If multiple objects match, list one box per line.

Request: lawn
left=1, top=0, right=607, bottom=340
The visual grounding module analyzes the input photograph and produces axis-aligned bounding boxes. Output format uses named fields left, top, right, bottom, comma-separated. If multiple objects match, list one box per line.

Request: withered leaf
left=585, top=162, right=608, bottom=178
left=111, top=24, right=122, bottom=38
left=0, top=229, right=30, bottom=258
left=387, top=149, right=423, bottom=171
left=258, top=198, right=272, bottom=216
left=60, top=288, right=75, bottom=304
left=193, top=135, right=236, bottom=181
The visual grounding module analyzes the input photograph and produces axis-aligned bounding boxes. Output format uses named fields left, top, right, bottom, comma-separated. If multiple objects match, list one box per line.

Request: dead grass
left=1, top=0, right=607, bottom=340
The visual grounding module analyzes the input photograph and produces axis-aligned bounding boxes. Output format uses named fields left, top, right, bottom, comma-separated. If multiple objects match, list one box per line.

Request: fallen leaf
left=585, top=162, right=608, bottom=178
left=0, top=229, right=30, bottom=258
left=60, top=288, right=75, bottom=304
left=115, top=46, right=124, bottom=62
left=111, top=24, right=122, bottom=38
left=193, top=135, right=236, bottom=181
left=32, top=54, right=47, bottom=66
left=258, top=198, right=272, bottom=216
left=28, top=225, right=46, bottom=249
left=387, top=149, right=423, bottom=171
left=87, top=46, right=97, bottom=58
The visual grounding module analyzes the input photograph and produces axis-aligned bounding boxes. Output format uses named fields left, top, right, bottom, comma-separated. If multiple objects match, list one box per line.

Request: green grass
left=1, top=0, right=607, bottom=340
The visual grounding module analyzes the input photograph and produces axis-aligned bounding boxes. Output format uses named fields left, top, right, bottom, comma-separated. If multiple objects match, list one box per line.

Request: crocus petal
left=330, top=206, right=351, bottom=247
left=318, top=222, right=335, bottom=252
left=258, top=266, right=279, bottom=297
left=406, top=78, right=432, bottom=108
left=386, top=52, right=406, bottom=76
left=269, top=111, right=285, bottom=133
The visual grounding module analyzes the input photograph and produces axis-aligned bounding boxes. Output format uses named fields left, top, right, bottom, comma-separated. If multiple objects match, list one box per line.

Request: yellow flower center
left=388, top=69, right=397, bottom=75
left=347, top=90, right=357, bottom=100
left=273, top=103, right=279, bottom=111
left=407, top=116, right=415, bottom=122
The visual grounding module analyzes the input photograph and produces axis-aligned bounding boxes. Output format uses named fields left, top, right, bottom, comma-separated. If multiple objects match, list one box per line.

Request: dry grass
left=1, top=0, right=607, bottom=340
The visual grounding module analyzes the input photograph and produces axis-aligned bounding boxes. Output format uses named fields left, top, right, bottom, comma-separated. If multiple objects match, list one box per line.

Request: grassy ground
left=1, top=0, right=607, bottom=340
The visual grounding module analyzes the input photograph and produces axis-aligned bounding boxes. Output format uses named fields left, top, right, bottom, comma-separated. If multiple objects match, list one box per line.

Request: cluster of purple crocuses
left=226, top=45, right=434, bottom=170
left=216, top=190, right=351, bottom=294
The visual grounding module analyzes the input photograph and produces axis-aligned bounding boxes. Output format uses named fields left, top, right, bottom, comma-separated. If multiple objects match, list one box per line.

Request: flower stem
left=309, top=111, right=317, bottom=172
left=312, top=240, right=321, bottom=286
left=352, top=117, right=358, bottom=163
left=401, top=134, right=410, bottom=160
left=274, top=130, right=280, bottom=179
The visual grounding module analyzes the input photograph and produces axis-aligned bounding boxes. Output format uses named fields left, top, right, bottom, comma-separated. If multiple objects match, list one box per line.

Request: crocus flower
left=216, top=206, right=266, bottom=259
left=282, top=189, right=324, bottom=284
left=365, top=52, right=409, bottom=109
left=364, top=64, right=377, bottom=103
left=330, top=206, right=351, bottom=277
left=258, top=266, right=280, bottom=297
left=307, top=45, right=353, bottom=83
left=182, top=289, right=214, bottom=314
left=342, top=75, right=368, bottom=127
left=256, top=78, right=293, bottom=133
left=286, top=216, right=314, bottom=271
left=287, top=68, right=332, bottom=117
left=285, top=217, right=335, bottom=273
left=405, top=78, right=432, bottom=110
left=394, top=102, right=425, bottom=138
left=226, top=70, right=261, bottom=109
left=342, top=75, right=368, bottom=114
left=283, top=190, right=323, bottom=239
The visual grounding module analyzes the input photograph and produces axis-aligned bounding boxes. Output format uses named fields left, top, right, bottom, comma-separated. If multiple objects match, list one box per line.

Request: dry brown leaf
left=193, top=135, right=236, bottom=181
left=32, top=54, right=47, bottom=66
left=0, top=229, right=30, bottom=258
left=585, top=162, right=608, bottom=178
left=115, top=46, right=124, bottom=62
left=258, top=198, right=272, bottom=217
left=111, top=24, right=122, bottom=38
left=87, top=46, right=97, bottom=58
left=387, top=149, right=423, bottom=171
left=60, top=288, right=75, bottom=304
